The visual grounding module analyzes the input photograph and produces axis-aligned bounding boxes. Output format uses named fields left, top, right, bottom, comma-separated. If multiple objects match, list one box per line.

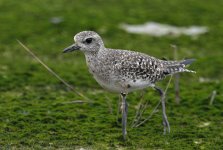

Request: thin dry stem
left=209, top=90, right=217, bottom=105
left=131, top=91, right=148, bottom=127
left=61, top=100, right=87, bottom=104
left=17, top=40, right=91, bottom=102
left=105, top=95, right=113, bottom=114
left=134, top=75, right=173, bottom=128
left=171, top=44, right=180, bottom=104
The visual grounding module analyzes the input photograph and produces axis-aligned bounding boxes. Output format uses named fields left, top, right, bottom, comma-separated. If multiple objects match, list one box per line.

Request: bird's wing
left=108, top=49, right=165, bottom=83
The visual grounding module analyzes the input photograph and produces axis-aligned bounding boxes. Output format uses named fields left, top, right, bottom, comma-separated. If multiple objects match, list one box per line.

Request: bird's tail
left=163, top=59, right=196, bottom=75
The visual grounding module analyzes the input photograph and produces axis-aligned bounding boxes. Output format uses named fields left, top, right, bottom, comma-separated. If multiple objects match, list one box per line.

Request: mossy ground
left=0, top=0, right=223, bottom=149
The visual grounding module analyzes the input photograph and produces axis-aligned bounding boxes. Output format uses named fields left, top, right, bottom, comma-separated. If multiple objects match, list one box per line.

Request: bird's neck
left=84, top=51, right=99, bottom=67
left=84, top=46, right=107, bottom=67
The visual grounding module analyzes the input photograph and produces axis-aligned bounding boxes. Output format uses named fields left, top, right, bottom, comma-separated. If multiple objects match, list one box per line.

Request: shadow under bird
left=63, top=31, right=195, bottom=140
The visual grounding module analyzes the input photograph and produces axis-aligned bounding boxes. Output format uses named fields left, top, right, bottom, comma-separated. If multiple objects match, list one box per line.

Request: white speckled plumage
left=63, top=31, right=195, bottom=140
left=64, top=31, right=195, bottom=93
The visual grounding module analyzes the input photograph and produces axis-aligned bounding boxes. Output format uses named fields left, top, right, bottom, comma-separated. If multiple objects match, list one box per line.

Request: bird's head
left=63, top=31, right=104, bottom=54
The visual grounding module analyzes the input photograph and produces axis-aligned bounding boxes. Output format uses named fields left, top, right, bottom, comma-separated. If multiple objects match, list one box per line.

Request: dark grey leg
left=121, top=93, right=128, bottom=140
left=154, top=87, right=170, bottom=134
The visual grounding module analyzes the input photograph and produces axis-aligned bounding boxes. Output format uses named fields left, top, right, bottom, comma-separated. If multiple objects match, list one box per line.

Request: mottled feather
left=65, top=31, right=195, bottom=93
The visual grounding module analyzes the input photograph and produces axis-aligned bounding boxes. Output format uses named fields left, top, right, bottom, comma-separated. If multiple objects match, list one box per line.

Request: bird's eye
left=85, top=38, right=93, bottom=44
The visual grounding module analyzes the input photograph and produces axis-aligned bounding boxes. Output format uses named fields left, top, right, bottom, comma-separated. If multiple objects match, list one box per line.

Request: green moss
left=0, top=0, right=223, bottom=149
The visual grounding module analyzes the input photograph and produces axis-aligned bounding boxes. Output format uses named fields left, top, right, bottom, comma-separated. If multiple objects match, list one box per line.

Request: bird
left=63, top=31, right=195, bottom=140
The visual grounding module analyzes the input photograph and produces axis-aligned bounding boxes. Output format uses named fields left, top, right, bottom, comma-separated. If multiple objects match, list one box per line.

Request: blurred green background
left=0, top=0, right=222, bottom=149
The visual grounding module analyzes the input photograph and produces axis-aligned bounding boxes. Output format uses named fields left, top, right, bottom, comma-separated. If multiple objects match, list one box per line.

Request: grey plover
left=63, top=31, right=195, bottom=140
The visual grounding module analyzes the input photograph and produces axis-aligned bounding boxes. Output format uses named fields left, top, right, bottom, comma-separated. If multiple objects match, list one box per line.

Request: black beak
left=63, top=44, right=81, bottom=53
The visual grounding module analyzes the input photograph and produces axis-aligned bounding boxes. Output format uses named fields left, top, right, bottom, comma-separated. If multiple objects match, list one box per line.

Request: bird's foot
left=163, top=116, right=170, bottom=135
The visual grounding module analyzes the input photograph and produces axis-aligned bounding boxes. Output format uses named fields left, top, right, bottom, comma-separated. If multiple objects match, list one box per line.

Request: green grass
left=0, top=0, right=223, bottom=149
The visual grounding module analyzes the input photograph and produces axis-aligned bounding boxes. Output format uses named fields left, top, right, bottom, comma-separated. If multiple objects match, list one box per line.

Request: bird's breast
left=84, top=53, right=156, bottom=93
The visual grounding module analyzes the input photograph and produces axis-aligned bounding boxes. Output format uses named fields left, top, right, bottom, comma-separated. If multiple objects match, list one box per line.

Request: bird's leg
left=154, top=87, right=170, bottom=134
left=120, top=93, right=128, bottom=140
